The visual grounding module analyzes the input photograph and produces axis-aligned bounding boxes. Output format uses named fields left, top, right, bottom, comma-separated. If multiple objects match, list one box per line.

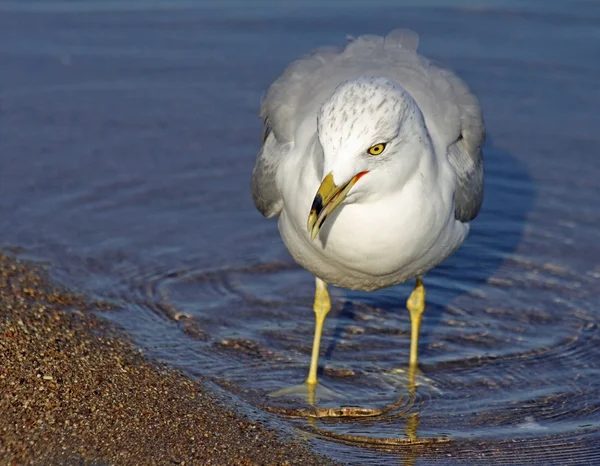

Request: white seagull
left=251, top=29, right=484, bottom=395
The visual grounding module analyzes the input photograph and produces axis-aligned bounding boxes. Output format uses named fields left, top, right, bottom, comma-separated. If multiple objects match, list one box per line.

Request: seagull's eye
left=367, top=143, right=387, bottom=156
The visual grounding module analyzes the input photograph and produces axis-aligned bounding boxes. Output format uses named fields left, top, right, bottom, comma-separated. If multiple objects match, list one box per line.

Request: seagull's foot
left=268, top=382, right=390, bottom=419
left=379, top=367, right=442, bottom=394
left=269, top=381, right=342, bottom=404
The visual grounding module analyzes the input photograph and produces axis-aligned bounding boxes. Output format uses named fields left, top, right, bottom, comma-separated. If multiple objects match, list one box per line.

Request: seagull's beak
left=307, top=171, right=368, bottom=240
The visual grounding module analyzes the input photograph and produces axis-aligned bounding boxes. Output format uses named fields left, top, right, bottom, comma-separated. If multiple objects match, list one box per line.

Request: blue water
left=2, top=1, right=600, bottom=464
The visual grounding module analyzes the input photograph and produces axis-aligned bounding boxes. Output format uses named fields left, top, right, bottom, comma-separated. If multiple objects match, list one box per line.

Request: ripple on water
left=95, top=249, right=600, bottom=464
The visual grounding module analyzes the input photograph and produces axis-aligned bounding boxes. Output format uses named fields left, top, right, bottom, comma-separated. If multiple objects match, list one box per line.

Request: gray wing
left=250, top=118, right=285, bottom=218
left=443, top=72, right=485, bottom=222
left=250, top=45, right=341, bottom=219
left=396, top=45, right=484, bottom=223
left=343, top=30, right=485, bottom=222
left=448, top=129, right=484, bottom=222
left=325, top=29, right=485, bottom=223
left=250, top=121, right=324, bottom=218
left=376, top=32, right=485, bottom=222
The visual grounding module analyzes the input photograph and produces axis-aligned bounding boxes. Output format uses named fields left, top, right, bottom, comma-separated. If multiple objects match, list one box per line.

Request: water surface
left=2, top=1, right=600, bottom=464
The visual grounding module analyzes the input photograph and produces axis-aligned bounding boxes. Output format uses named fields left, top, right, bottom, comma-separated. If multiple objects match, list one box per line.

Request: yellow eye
left=367, top=143, right=386, bottom=156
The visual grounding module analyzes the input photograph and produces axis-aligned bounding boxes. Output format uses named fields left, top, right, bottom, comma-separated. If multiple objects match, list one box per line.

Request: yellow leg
left=270, top=277, right=339, bottom=402
left=306, top=277, right=331, bottom=386
left=406, top=277, right=426, bottom=368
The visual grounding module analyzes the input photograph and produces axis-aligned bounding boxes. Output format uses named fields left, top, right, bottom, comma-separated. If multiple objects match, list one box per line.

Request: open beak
left=307, top=171, right=368, bottom=240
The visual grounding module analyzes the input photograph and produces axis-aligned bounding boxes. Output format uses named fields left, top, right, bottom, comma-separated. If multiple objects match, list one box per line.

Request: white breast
left=277, top=146, right=469, bottom=292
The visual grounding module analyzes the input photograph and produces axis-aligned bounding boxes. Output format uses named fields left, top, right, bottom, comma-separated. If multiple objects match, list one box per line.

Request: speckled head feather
left=317, top=77, right=417, bottom=158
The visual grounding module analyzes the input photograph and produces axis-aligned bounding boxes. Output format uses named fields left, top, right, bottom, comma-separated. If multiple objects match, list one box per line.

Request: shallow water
left=2, top=1, right=600, bottom=464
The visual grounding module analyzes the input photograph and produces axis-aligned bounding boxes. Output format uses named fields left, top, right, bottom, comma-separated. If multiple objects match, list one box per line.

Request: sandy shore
left=0, top=254, right=336, bottom=465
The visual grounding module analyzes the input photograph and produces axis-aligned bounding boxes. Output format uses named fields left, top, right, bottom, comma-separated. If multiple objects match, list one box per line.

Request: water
left=2, top=1, right=600, bottom=464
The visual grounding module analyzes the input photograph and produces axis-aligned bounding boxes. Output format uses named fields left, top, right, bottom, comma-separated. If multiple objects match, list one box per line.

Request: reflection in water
left=269, top=364, right=440, bottom=466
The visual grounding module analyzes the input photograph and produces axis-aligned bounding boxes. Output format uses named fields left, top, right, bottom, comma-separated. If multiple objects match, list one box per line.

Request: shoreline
left=0, top=253, right=336, bottom=465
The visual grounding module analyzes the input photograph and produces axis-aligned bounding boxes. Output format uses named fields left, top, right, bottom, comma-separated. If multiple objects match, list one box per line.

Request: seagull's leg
left=376, top=276, right=438, bottom=394
left=269, top=277, right=339, bottom=402
left=306, top=277, right=331, bottom=386
left=270, top=280, right=439, bottom=433
left=406, top=276, right=426, bottom=368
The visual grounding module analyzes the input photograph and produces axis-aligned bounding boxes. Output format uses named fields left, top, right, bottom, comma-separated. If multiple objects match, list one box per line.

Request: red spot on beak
left=353, top=171, right=369, bottom=182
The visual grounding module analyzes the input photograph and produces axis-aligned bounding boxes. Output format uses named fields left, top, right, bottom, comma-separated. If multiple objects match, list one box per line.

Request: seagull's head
left=308, top=76, right=430, bottom=240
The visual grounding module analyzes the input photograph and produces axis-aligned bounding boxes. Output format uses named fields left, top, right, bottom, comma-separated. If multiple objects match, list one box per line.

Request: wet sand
left=0, top=253, right=336, bottom=466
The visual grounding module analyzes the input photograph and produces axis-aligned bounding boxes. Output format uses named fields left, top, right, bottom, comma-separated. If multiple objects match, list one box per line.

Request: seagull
left=251, top=29, right=484, bottom=396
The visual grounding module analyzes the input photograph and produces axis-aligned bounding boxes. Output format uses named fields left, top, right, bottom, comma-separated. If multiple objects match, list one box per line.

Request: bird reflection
left=270, top=363, right=447, bottom=462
